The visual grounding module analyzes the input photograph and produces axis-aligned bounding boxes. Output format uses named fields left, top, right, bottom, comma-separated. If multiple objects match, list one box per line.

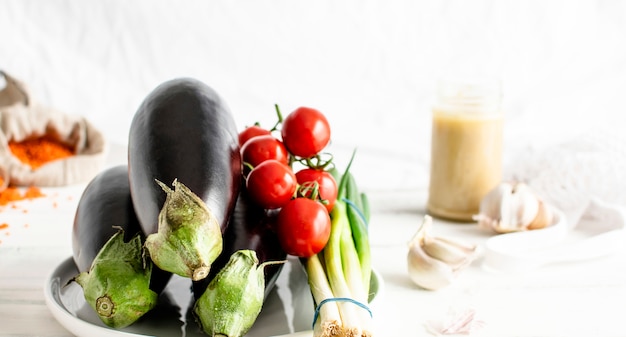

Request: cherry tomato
left=276, top=198, right=331, bottom=257
left=241, top=135, right=289, bottom=168
left=246, top=159, right=297, bottom=209
left=281, top=107, right=331, bottom=158
left=295, top=168, right=338, bottom=213
left=238, top=125, right=271, bottom=147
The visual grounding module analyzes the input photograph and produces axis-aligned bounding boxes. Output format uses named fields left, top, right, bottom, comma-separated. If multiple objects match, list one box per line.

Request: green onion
left=305, top=254, right=341, bottom=335
left=345, top=172, right=372, bottom=293
left=303, top=152, right=374, bottom=336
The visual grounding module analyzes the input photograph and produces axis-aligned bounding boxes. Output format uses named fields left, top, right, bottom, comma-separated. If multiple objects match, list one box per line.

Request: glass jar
left=427, top=78, right=503, bottom=222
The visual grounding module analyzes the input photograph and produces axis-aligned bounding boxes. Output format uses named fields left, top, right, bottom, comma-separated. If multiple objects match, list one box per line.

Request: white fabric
left=479, top=129, right=626, bottom=273
left=0, top=0, right=624, bottom=205
left=505, top=127, right=626, bottom=226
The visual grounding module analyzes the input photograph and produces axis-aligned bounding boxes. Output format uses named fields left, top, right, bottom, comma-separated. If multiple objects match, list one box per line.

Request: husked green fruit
left=72, top=230, right=157, bottom=328
left=193, top=250, right=285, bottom=337
left=145, top=179, right=223, bottom=281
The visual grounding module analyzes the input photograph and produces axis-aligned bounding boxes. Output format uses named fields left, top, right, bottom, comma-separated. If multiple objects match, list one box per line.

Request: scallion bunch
left=304, top=154, right=374, bottom=337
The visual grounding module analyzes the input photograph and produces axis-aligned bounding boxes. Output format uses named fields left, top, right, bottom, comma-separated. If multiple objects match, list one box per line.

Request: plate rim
left=44, top=256, right=384, bottom=337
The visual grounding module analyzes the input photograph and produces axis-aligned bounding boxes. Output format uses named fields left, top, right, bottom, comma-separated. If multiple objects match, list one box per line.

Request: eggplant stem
left=193, top=266, right=210, bottom=281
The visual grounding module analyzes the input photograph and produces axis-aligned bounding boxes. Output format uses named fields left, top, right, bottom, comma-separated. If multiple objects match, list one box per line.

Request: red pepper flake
left=0, top=223, right=9, bottom=230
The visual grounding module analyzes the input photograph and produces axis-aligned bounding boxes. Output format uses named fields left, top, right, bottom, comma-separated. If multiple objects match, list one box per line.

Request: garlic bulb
left=473, top=181, right=553, bottom=233
left=407, top=215, right=477, bottom=291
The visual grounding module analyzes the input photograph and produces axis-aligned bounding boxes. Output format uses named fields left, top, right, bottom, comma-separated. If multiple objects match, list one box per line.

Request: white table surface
left=1, top=146, right=625, bottom=337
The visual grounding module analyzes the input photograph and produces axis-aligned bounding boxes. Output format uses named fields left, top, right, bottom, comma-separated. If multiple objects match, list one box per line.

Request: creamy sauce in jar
left=427, top=79, right=503, bottom=222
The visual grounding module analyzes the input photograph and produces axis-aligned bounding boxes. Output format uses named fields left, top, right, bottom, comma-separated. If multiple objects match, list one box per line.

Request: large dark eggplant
left=192, top=184, right=288, bottom=300
left=128, top=78, right=241, bottom=281
left=71, top=165, right=170, bottom=328
left=71, top=165, right=140, bottom=272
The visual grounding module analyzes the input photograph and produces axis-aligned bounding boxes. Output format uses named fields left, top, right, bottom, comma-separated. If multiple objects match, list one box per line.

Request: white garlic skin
left=407, top=215, right=477, bottom=291
left=473, top=181, right=553, bottom=233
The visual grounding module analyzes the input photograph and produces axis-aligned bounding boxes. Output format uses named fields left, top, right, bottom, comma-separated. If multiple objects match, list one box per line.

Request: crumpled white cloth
left=505, top=128, right=626, bottom=228
left=484, top=128, right=626, bottom=272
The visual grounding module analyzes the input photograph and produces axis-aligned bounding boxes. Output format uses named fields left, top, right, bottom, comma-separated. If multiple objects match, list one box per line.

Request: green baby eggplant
left=193, top=249, right=286, bottom=337
left=72, top=229, right=157, bottom=328
left=145, top=179, right=223, bottom=281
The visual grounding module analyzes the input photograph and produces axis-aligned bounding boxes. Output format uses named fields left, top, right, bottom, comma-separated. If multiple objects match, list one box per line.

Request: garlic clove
left=422, top=236, right=477, bottom=270
left=527, top=200, right=553, bottom=230
left=508, top=183, right=540, bottom=230
left=407, top=215, right=477, bottom=290
left=408, top=243, right=456, bottom=291
left=474, top=181, right=543, bottom=233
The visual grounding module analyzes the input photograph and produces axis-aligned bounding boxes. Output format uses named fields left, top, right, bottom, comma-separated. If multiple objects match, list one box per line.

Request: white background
left=2, top=2, right=626, bottom=336
left=1, top=0, right=626, bottom=193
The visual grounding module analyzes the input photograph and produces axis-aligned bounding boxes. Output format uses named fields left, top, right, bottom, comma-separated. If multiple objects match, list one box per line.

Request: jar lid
left=436, top=77, right=502, bottom=114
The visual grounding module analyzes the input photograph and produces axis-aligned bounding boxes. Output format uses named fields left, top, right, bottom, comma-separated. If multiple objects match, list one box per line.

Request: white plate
left=482, top=205, right=626, bottom=273
left=44, top=256, right=382, bottom=337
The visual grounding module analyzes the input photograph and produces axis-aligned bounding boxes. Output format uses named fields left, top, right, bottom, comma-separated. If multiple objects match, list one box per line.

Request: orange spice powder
left=23, top=186, right=45, bottom=199
left=8, top=136, right=75, bottom=169
left=0, top=186, right=46, bottom=206
left=0, top=187, right=23, bottom=206
left=1, top=136, right=64, bottom=236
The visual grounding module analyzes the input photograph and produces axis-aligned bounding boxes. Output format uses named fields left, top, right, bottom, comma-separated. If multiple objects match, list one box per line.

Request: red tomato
left=246, top=159, right=297, bottom=209
left=239, top=125, right=271, bottom=146
left=276, top=198, right=331, bottom=257
left=241, top=135, right=289, bottom=168
left=281, top=107, right=331, bottom=158
left=295, top=168, right=338, bottom=212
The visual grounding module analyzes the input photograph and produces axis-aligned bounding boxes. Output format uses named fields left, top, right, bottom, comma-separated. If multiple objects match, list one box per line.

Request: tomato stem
left=270, top=104, right=284, bottom=132
left=242, top=162, right=255, bottom=177
left=294, top=153, right=335, bottom=170
left=297, top=181, right=329, bottom=207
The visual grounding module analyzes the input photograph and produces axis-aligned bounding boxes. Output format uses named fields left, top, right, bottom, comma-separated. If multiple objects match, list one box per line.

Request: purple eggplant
left=128, top=78, right=241, bottom=281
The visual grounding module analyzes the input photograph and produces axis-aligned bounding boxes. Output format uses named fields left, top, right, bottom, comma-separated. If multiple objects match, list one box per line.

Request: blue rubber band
left=312, top=297, right=373, bottom=329
left=342, top=197, right=369, bottom=230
